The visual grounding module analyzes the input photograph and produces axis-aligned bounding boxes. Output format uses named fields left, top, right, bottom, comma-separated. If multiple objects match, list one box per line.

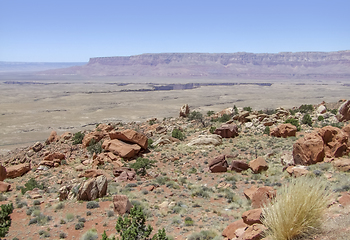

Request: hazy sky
left=1, top=0, right=349, bottom=62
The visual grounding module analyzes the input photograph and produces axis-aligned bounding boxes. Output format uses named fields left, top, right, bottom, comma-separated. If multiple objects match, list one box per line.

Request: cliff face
left=46, top=51, right=350, bottom=79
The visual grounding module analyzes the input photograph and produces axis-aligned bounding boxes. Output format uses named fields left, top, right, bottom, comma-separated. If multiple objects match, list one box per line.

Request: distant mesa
left=41, top=51, right=350, bottom=79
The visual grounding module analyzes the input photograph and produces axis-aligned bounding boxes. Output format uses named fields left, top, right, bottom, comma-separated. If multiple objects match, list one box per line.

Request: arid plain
left=1, top=76, right=349, bottom=154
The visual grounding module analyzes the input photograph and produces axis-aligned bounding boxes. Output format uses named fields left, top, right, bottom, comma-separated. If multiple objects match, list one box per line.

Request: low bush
left=72, top=131, right=85, bottom=145
left=302, top=114, right=312, bottom=126
left=187, top=230, right=218, bottom=240
left=21, top=178, right=44, bottom=195
left=184, top=217, right=194, bottom=226
left=299, top=104, right=314, bottom=113
left=82, top=228, right=98, bottom=240
left=172, top=129, right=185, bottom=140
left=262, top=177, right=330, bottom=240
left=129, top=157, right=156, bottom=176
left=87, top=139, right=102, bottom=155
left=0, top=203, right=14, bottom=237
left=86, top=201, right=100, bottom=209
left=285, top=118, right=301, bottom=131
left=75, top=222, right=84, bottom=230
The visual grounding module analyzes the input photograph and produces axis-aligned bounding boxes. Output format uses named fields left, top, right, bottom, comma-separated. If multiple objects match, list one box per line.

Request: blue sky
left=1, top=0, right=349, bottom=62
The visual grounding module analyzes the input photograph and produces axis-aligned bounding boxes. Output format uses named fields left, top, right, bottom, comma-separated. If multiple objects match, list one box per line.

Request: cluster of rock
left=0, top=163, right=31, bottom=192
left=208, top=155, right=268, bottom=174
left=292, top=124, right=350, bottom=168
left=223, top=186, right=276, bottom=240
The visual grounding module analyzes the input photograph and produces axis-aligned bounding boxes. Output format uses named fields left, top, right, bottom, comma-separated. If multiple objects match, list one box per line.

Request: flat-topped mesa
left=87, top=51, right=350, bottom=67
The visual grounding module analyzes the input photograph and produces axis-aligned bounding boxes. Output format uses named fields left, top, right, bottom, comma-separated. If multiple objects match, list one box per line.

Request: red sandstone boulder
left=209, top=155, right=228, bottom=173
left=0, top=165, right=7, bottom=181
left=222, top=219, right=248, bottom=239
left=46, top=131, right=60, bottom=144
left=318, top=126, right=348, bottom=158
left=230, top=160, right=250, bottom=172
left=336, top=100, right=350, bottom=122
left=77, top=175, right=107, bottom=201
left=239, top=223, right=267, bottom=240
left=6, top=163, right=31, bottom=178
left=251, top=186, right=276, bottom=209
left=249, top=157, right=268, bottom=174
left=286, top=165, right=309, bottom=177
left=78, top=169, right=106, bottom=178
left=0, top=181, right=10, bottom=192
left=82, top=131, right=105, bottom=148
left=293, top=133, right=325, bottom=165
left=242, top=208, right=263, bottom=225
left=44, top=152, right=65, bottom=161
left=109, top=129, right=148, bottom=149
left=102, top=139, right=141, bottom=158
left=113, top=167, right=136, bottom=181
left=333, top=158, right=350, bottom=171
left=113, top=195, right=133, bottom=215
left=270, top=123, right=297, bottom=138
left=179, top=104, right=190, bottom=117
left=214, top=124, right=239, bottom=138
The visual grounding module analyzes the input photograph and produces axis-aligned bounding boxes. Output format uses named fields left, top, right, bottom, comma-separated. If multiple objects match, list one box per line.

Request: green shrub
left=72, top=131, right=85, bottom=145
left=75, top=222, right=84, bottom=230
left=262, top=177, right=330, bottom=240
left=38, top=230, right=50, bottom=238
left=187, top=230, right=217, bottom=240
left=87, top=139, right=102, bottom=155
left=86, top=201, right=100, bottom=209
left=317, top=115, right=324, bottom=121
left=148, top=139, right=154, bottom=149
left=263, top=126, right=270, bottom=135
left=172, top=129, right=185, bottom=141
left=207, top=111, right=215, bottom=116
left=302, top=114, right=312, bottom=127
left=329, top=109, right=338, bottom=115
left=184, top=217, right=194, bottom=226
left=218, top=114, right=231, bottom=123
left=209, top=126, right=216, bottom=134
left=129, top=157, right=156, bottom=176
left=243, top=106, right=252, bottom=112
left=59, top=232, right=67, bottom=239
left=101, top=231, right=116, bottom=240
left=285, top=118, right=301, bottom=131
left=21, top=178, right=44, bottom=195
left=66, top=213, right=74, bottom=222
left=0, top=203, right=14, bottom=237
left=115, top=205, right=169, bottom=240
left=188, top=111, right=203, bottom=121
left=299, top=104, right=314, bottom=113
left=82, top=228, right=98, bottom=240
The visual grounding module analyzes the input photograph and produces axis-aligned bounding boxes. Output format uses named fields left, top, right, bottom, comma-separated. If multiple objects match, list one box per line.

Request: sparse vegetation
left=262, top=177, right=330, bottom=240
left=0, top=203, right=14, bottom=237
left=172, top=128, right=185, bottom=140
left=73, top=131, right=85, bottom=145
left=86, top=201, right=100, bottom=209
left=21, top=178, right=44, bottom=195
left=129, top=157, right=156, bottom=176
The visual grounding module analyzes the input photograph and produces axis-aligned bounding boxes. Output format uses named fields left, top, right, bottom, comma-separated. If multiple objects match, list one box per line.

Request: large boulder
left=46, top=130, right=60, bottom=144
left=336, top=100, right=350, bottom=122
left=222, top=219, right=248, bottom=239
left=318, top=126, right=348, bottom=158
left=240, top=223, right=267, bottom=240
left=109, top=129, right=148, bottom=149
left=230, top=160, right=250, bottom=172
left=32, top=142, right=43, bottom=152
left=242, top=208, right=263, bottom=225
left=214, top=124, right=239, bottom=138
left=82, top=131, right=104, bottom=148
left=244, top=186, right=276, bottom=209
left=333, top=158, right=350, bottom=171
left=77, top=175, right=107, bottom=201
left=187, top=134, right=222, bottom=147
left=293, top=133, right=325, bottom=165
left=316, top=105, right=327, bottom=114
left=270, top=123, right=297, bottom=138
left=151, top=136, right=180, bottom=147
left=208, top=155, right=228, bottom=173
left=0, top=182, right=11, bottom=192
left=179, top=104, right=190, bottom=117
left=113, top=167, right=136, bottom=182
left=6, top=163, right=31, bottom=178
left=113, top=195, right=133, bottom=215
left=0, top=165, right=7, bottom=181
left=249, top=157, right=268, bottom=174
left=102, top=139, right=141, bottom=158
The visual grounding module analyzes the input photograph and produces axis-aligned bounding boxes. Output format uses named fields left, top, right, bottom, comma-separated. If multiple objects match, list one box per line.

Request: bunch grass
left=262, top=176, right=330, bottom=240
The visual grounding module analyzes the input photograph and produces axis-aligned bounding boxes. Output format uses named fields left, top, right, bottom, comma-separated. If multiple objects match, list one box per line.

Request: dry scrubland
left=0, top=96, right=350, bottom=240
left=0, top=77, right=349, bottom=153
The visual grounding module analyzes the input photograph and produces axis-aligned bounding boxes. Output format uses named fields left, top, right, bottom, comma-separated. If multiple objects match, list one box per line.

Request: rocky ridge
left=0, top=100, right=350, bottom=239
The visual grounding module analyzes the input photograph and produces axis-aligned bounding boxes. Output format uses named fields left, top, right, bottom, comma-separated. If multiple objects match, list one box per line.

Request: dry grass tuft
left=262, top=176, right=330, bottom=240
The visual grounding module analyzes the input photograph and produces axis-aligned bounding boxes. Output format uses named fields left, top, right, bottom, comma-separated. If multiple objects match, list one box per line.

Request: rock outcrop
left=214, top=124, right=239, bottom=138
left=113, top=195, right=133, bottom=215
left=77, top=175, right=107, bottom=201
left=109, top=129, right=148, bottom=149
left=249, top=157, right=268, bottom=174
left=179, top=104, right=190, bottom=117
left=293, top=133, right=325, bottom=165
left=102, top=139, right=141, bottom=158
left=208, top=155, right=228, bottom=173
left=187, top=134, right=222, bottom=146
left=270, top=123, right=297, bottom=138
left=336, top=100, right=350, bottom=122
left=6, top=163, right=31, bottom=178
